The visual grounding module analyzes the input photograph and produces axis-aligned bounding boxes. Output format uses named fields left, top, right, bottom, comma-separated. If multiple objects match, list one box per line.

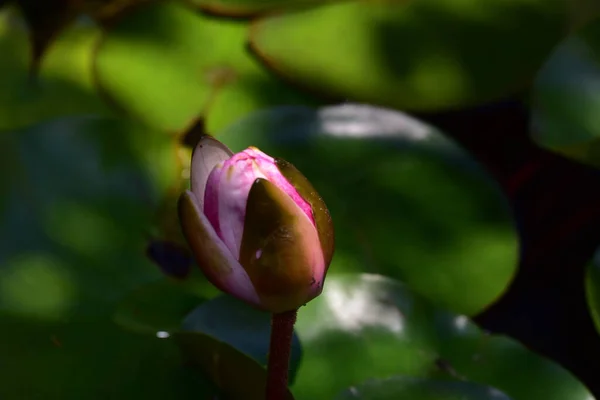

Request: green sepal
left=276, top=157, right=335, bottom=268
left=239, top=178, right=323, bottom=313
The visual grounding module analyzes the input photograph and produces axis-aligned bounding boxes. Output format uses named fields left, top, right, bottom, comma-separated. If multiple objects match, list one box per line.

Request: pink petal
left=178, top=191, right=261, bottom=306
left=203, top=161, right=225, bottom=237
left=190, top=136, right=233, bottom=211
left=217, top=153, right=268, bottom=258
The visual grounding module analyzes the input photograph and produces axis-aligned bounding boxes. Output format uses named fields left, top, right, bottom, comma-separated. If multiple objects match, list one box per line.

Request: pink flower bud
left=178, top=137, right=334, bottom=313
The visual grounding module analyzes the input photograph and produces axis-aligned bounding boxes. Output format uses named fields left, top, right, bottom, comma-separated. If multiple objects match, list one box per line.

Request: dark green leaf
left=334, top=376, right=511, bottom=400
left=187, top=0, right=322, bottom=17
left=585, top=249, right=600, bottom=333
left=0, top=317, right=218, bottom=399
left=181, top=295, right=303, bottom=385
left=175, top=331, right=295, bottom=400
left=531, top=16, right=600, bottom=167
left=0, top=115, right=191, bottom=398
left=113, top=279, right=205, bottom=335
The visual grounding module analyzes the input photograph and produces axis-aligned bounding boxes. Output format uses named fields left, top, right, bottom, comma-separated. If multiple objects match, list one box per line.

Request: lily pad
left=187, top=0, right=322, bottom=17
left=290, top=273, right=591, bottom=400
left=113, top=279, right=205, bottom=335
left=250, top=0, right=569, bottom=111
left=531, top=16, right=600, bottom=168
left=585, top=249, right=600, bottom=333
left=93, top=1, right=320, bottom=134
left=114, top=286, right=301, bottom=397
left=182, top=295, right=303, bottom=385
left=0, top=8, right=111, bottom=131
left=0, top=116, right=197, bottom=398
left=0, top=316, right=218, bottom=399
left=334, top=376, right=511, bottom=400
left=14, top=0, right=79, bottom=71
left=175, top=331, right=295, bottom=400
left=216, top=103, right=518, bottom=315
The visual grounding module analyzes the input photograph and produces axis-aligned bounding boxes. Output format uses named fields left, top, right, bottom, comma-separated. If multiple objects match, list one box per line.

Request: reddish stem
left=266, top=309, right=298, bottom=400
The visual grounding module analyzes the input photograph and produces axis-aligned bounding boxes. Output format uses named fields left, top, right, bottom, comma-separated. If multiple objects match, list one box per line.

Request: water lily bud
left=178, top=136, right=334, bottom=313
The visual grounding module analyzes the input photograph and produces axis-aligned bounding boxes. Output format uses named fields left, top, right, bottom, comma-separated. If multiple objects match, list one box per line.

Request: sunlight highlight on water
left=323, top=275, right=404, bottom=335
left=156, top=331, right=170, bottom=339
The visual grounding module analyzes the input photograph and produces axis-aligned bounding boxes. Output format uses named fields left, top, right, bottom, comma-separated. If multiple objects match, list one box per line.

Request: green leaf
left=0, top=317, right=218, bottom=399
left=0, top=116, right=197, bottom=398
left=0, top=8, right=111, bottom=131
left=438, top=333, right=592, bottom=400
left=585, top=249, right=600, bottom=333
left=334, top=376, right=511, bottom=400
left=175, top=330, right=295, bottom=400
left=216, top=104, right=518, bottom=315
left=250, top=0, right=569, bottom=110
left=290, top=273, right=591, bottom=400
left=113, top=279, right=205, bottom=335
left=276, top=157, right=335, bottom=267
left=187, top=0, right=322, bottom=17
left=182, top=295, right=303, bottom=385
left=93, top=1, right=320, bottom=134
left=531, top=16, right=600, bottom=167
left=14, top=0, right=79, bottom=71
left=0, top=116, right=179, bottom=304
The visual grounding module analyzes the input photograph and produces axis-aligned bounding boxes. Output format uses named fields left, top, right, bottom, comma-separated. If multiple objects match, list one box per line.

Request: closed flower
left=178, top=136, right=334, bottom=313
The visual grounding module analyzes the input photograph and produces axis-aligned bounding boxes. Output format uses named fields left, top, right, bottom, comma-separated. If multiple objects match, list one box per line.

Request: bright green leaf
left=250, top=0, right=569, bottom=110
left=0, top=8, right=111, bottom=131
left=94, top=1, right=320, bottom=134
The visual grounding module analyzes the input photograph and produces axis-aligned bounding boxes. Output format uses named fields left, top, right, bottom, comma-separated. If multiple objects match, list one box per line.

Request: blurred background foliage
left=3, top=0, right=600, bottom=399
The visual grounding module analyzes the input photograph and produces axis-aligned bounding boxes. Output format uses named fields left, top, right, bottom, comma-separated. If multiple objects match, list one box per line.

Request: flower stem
left=266, top=309, right=298, bottom=400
